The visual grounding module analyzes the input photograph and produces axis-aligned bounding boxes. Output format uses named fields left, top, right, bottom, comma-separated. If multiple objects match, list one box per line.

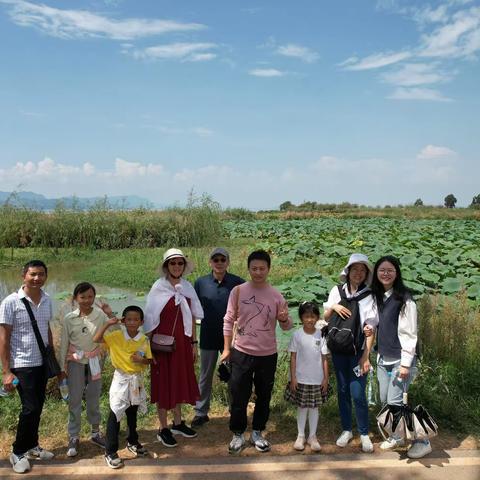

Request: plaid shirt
left=0, top=287, right=52, bottom=368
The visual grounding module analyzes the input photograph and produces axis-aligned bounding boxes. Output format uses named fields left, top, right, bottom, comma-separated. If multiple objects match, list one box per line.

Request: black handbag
left=21, top=297, right=61, bottom=378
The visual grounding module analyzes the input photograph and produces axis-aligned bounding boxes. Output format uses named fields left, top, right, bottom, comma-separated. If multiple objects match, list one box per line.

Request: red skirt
left=150, top=297, right=199, bottom=409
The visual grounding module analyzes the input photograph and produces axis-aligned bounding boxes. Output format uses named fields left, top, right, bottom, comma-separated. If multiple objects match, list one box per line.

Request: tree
left=470, top=194, right=480, bottom=209
left=414, top=198, right=424, bottom=207
left=279, top=201, right=295, bottom=211
left=444, top=194, right=457, bottom=208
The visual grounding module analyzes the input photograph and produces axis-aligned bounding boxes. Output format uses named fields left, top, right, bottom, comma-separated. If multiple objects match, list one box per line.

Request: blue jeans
left=331, top=353, right=369, bottom=435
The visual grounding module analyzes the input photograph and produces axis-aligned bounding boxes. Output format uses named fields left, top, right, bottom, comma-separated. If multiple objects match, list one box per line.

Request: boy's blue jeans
left=331, top=352, right=369, bottom=435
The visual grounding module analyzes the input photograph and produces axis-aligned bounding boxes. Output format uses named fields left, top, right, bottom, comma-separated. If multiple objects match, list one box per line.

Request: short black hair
left=298, top=301, right=320, bottom=319
left=247, top=249, right=271, bottom=268
left=122, top=305, right=144, bottom=321
left=73, top=282, right=96, bottom=297
left=22, top=260, right=48, bottom=276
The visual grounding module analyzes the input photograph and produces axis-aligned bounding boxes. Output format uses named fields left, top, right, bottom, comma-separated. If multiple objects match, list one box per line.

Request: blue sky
left=0, top=0, right=479, bottom=208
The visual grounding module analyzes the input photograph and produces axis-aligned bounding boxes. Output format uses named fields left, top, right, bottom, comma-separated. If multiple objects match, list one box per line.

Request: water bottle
left=59, top=378, right=69, bottom=401
left=367, top=368, right=376, bottom=405
left=0, top=378, right=19, bottom=397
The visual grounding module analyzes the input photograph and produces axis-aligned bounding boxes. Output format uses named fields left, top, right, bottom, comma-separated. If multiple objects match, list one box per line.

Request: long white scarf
left=143, top=277, right=204, bottom=336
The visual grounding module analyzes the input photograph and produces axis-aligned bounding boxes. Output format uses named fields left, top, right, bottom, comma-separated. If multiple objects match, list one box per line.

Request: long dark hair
left=371, top=255, right=411, bottom=311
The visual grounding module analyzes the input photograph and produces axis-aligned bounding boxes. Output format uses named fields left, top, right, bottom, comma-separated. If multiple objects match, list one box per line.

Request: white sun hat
left=161, top=248, right=195, bottom=276
left=339, top=253, right=373, bottom=286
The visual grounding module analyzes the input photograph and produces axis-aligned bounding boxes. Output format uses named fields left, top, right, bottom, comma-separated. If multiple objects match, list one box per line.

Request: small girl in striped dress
left=284, top=301, right=329, bottom=452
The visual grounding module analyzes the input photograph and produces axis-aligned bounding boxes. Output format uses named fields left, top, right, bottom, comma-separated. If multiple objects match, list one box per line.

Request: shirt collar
left=18, top=287, right=47, bottom=303
left=120, top=324, right=143, bottom=341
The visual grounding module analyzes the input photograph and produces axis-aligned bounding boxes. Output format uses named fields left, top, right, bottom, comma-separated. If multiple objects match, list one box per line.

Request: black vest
left=377, top=295, right=403, bottom=359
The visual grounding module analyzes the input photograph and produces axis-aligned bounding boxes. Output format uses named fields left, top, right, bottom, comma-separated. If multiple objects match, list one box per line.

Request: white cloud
left=382, top=62, right=451, bottom=86
left=131, top=42, right=217, bottom=62
left=1, top=0, right=205, bottom=40
left=276, top=43, right=319, bottom=63
left=0, top=154, right=475, bottom=208
left=248, top=68, right=286, bottom=77
left=340, top=51, right=412, bottom=70
left=388, top=87, right=453, bottom=101
left=418, top=6, right=480, bottom=58
left=417, top=144, right=457, bottom=159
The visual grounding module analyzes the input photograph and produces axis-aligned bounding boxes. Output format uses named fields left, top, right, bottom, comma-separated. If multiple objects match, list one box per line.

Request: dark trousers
left=105, top=406, right=139, bottom=455
left=228, top=349, right=277, bottom=434
left=10, top=365, right=48, bottom=455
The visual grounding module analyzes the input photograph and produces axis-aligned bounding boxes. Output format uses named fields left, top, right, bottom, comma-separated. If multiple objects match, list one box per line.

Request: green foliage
left=414, top=198, right=424, bottom=207
left=470, top=194, right=480, bottom=209
left=444, top=193, right=457, bottom=208
left=0, top=195, right=223, bottom=249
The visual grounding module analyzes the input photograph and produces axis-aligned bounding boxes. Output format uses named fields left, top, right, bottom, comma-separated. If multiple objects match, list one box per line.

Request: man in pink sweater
left=220, top=250, right=292, bottom=454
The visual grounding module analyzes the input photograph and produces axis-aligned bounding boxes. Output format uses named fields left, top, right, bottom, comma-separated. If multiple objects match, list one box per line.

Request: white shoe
left=380, top=437, right=405, bottom=450
left=336, top=430, right=353, bottom=447
left=307, top=436, right=322, bottom=452
left=67, top=437, right=79, bottom=457
left=407, top=440, right=432, bottom=459
left=293, top=435, right=305, bottom=451
left=27, top=446, right=54, bottom=460
left=360, top=435, right=374, bottom=453
left=229, top=433, right=246, bottom=454
left=10, top=453, right=31, bottom=474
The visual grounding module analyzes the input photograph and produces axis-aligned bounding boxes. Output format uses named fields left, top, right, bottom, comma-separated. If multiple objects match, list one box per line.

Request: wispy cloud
left=0, top=0, right=205, bottom=40
left=130, top=42, right=217, bottom=62
left=417, top=144, right=457, bottom=159
left=141, top=123, right=214, bottom=137
left=382, top=62, right=451, bottom=86
left=276, top=43, right=319, bottom=63
left=388, top=87, right=453, bottom=102
left=340, top=51, right=412, bottom=70
left=248, top=68, right=286, bottom=77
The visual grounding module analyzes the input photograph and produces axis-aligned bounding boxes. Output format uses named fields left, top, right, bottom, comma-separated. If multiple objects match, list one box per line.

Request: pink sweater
left=223, top=282, right=293, bottom=356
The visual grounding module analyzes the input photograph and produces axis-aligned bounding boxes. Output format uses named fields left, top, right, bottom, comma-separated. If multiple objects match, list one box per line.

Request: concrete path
left=1, top=449, right=479, bottom=479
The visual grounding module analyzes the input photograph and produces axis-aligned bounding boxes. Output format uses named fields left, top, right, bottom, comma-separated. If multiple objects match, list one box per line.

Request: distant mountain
left=0, top=191, right=155, bottom=210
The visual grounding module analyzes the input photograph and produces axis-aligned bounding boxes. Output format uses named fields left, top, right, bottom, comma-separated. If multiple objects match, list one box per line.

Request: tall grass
left=0, top=194, right=222, bottom=249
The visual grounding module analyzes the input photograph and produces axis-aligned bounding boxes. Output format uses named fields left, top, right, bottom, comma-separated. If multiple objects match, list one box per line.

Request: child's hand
left=130, top=352, right=144, bottom=364
left=107, top=316, right=121, bottom=326
left=321, top=379, right=329, bottom=394
left=98, top=301, right=114, bottom=318
left=290, top=378, right=298, bottom=392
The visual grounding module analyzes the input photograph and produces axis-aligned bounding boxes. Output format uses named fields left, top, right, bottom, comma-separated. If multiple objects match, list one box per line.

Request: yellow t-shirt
left=103, top=328, right=152, bottom=374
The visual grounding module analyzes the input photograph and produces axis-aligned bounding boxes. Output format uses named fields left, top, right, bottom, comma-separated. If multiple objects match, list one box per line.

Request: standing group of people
left=0, top=248, right=431, bottom=474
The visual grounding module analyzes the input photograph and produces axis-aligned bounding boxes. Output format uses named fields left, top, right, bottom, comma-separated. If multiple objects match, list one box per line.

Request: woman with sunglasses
left=144, top=249, right=204, bottom=448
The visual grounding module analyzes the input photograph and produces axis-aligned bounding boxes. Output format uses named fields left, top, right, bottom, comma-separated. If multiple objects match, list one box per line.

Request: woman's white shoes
left=336, top=430, right=353, bottom=447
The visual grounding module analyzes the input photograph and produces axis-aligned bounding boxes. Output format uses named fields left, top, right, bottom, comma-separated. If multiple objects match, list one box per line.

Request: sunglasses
left=168, top=261, right=185, bottom=266
left=212, top=257, right=227, bottom=263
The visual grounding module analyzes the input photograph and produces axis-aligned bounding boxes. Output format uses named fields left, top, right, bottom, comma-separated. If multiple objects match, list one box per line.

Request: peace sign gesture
left=278, top=301, right=290, bottom=323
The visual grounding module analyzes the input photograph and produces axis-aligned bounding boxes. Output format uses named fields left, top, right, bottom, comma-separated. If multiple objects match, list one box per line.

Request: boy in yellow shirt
left=93, top=305, right=152, bottom=469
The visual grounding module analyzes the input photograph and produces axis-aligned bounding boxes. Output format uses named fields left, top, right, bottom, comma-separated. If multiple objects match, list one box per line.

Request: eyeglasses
left=168, top=261, right=185, bottom=266
left=212, top=257, right=227, bottom=263
left=378, top=269, right=396, bottom=274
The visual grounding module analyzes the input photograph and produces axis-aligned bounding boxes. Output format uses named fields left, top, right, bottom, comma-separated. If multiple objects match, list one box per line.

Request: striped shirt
left=0, top=287, right=52, bottom=368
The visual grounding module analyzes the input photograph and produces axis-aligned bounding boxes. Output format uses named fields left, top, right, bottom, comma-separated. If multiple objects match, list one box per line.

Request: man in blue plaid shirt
left=0, top=260, right=56, bottom=474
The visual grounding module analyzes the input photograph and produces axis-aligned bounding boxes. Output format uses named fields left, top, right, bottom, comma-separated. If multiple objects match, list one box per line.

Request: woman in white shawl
left=144, top=248, right=204, bottom=448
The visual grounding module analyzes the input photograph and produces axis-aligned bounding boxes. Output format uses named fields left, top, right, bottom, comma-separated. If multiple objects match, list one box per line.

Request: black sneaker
left=104, top=453, right=124, bottom=469
left=171, top=420, right=197, bottom=438
left=157, top=428, right=177, bottom=447
left=191, top=415, right=209, bottom=428
left=126, top=442, right=149, bottom=457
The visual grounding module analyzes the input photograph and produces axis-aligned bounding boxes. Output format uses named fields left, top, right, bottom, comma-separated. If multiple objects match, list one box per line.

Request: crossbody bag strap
left=170, top=303, right=181, bottom=336
left=20, top=297, right=48, bottom=356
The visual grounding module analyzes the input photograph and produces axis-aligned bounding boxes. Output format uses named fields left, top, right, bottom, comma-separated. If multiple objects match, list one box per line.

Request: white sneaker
left=407, top=440, right=432, bottom=459
left=307, top=436, right=322, bottom=452
left=26, top=446, right=54, bottom=460
left=336, top=430, right=353, bottom=447
left=67, top=437, right=79, bottom=457
left=228, top=433, right=246, bottom=454
left=293, top=435, right=305, bottom=451
left=360, top=434, right=374, bottom=453
left=380, top=437, right=405, bottom=450
left=10, top=453, right=31, bottom=474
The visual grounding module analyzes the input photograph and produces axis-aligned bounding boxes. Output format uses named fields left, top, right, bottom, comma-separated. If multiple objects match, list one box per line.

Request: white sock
left=297, top=407, right=308, bottom=436
left=307, top=407, right=319, bottom=438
